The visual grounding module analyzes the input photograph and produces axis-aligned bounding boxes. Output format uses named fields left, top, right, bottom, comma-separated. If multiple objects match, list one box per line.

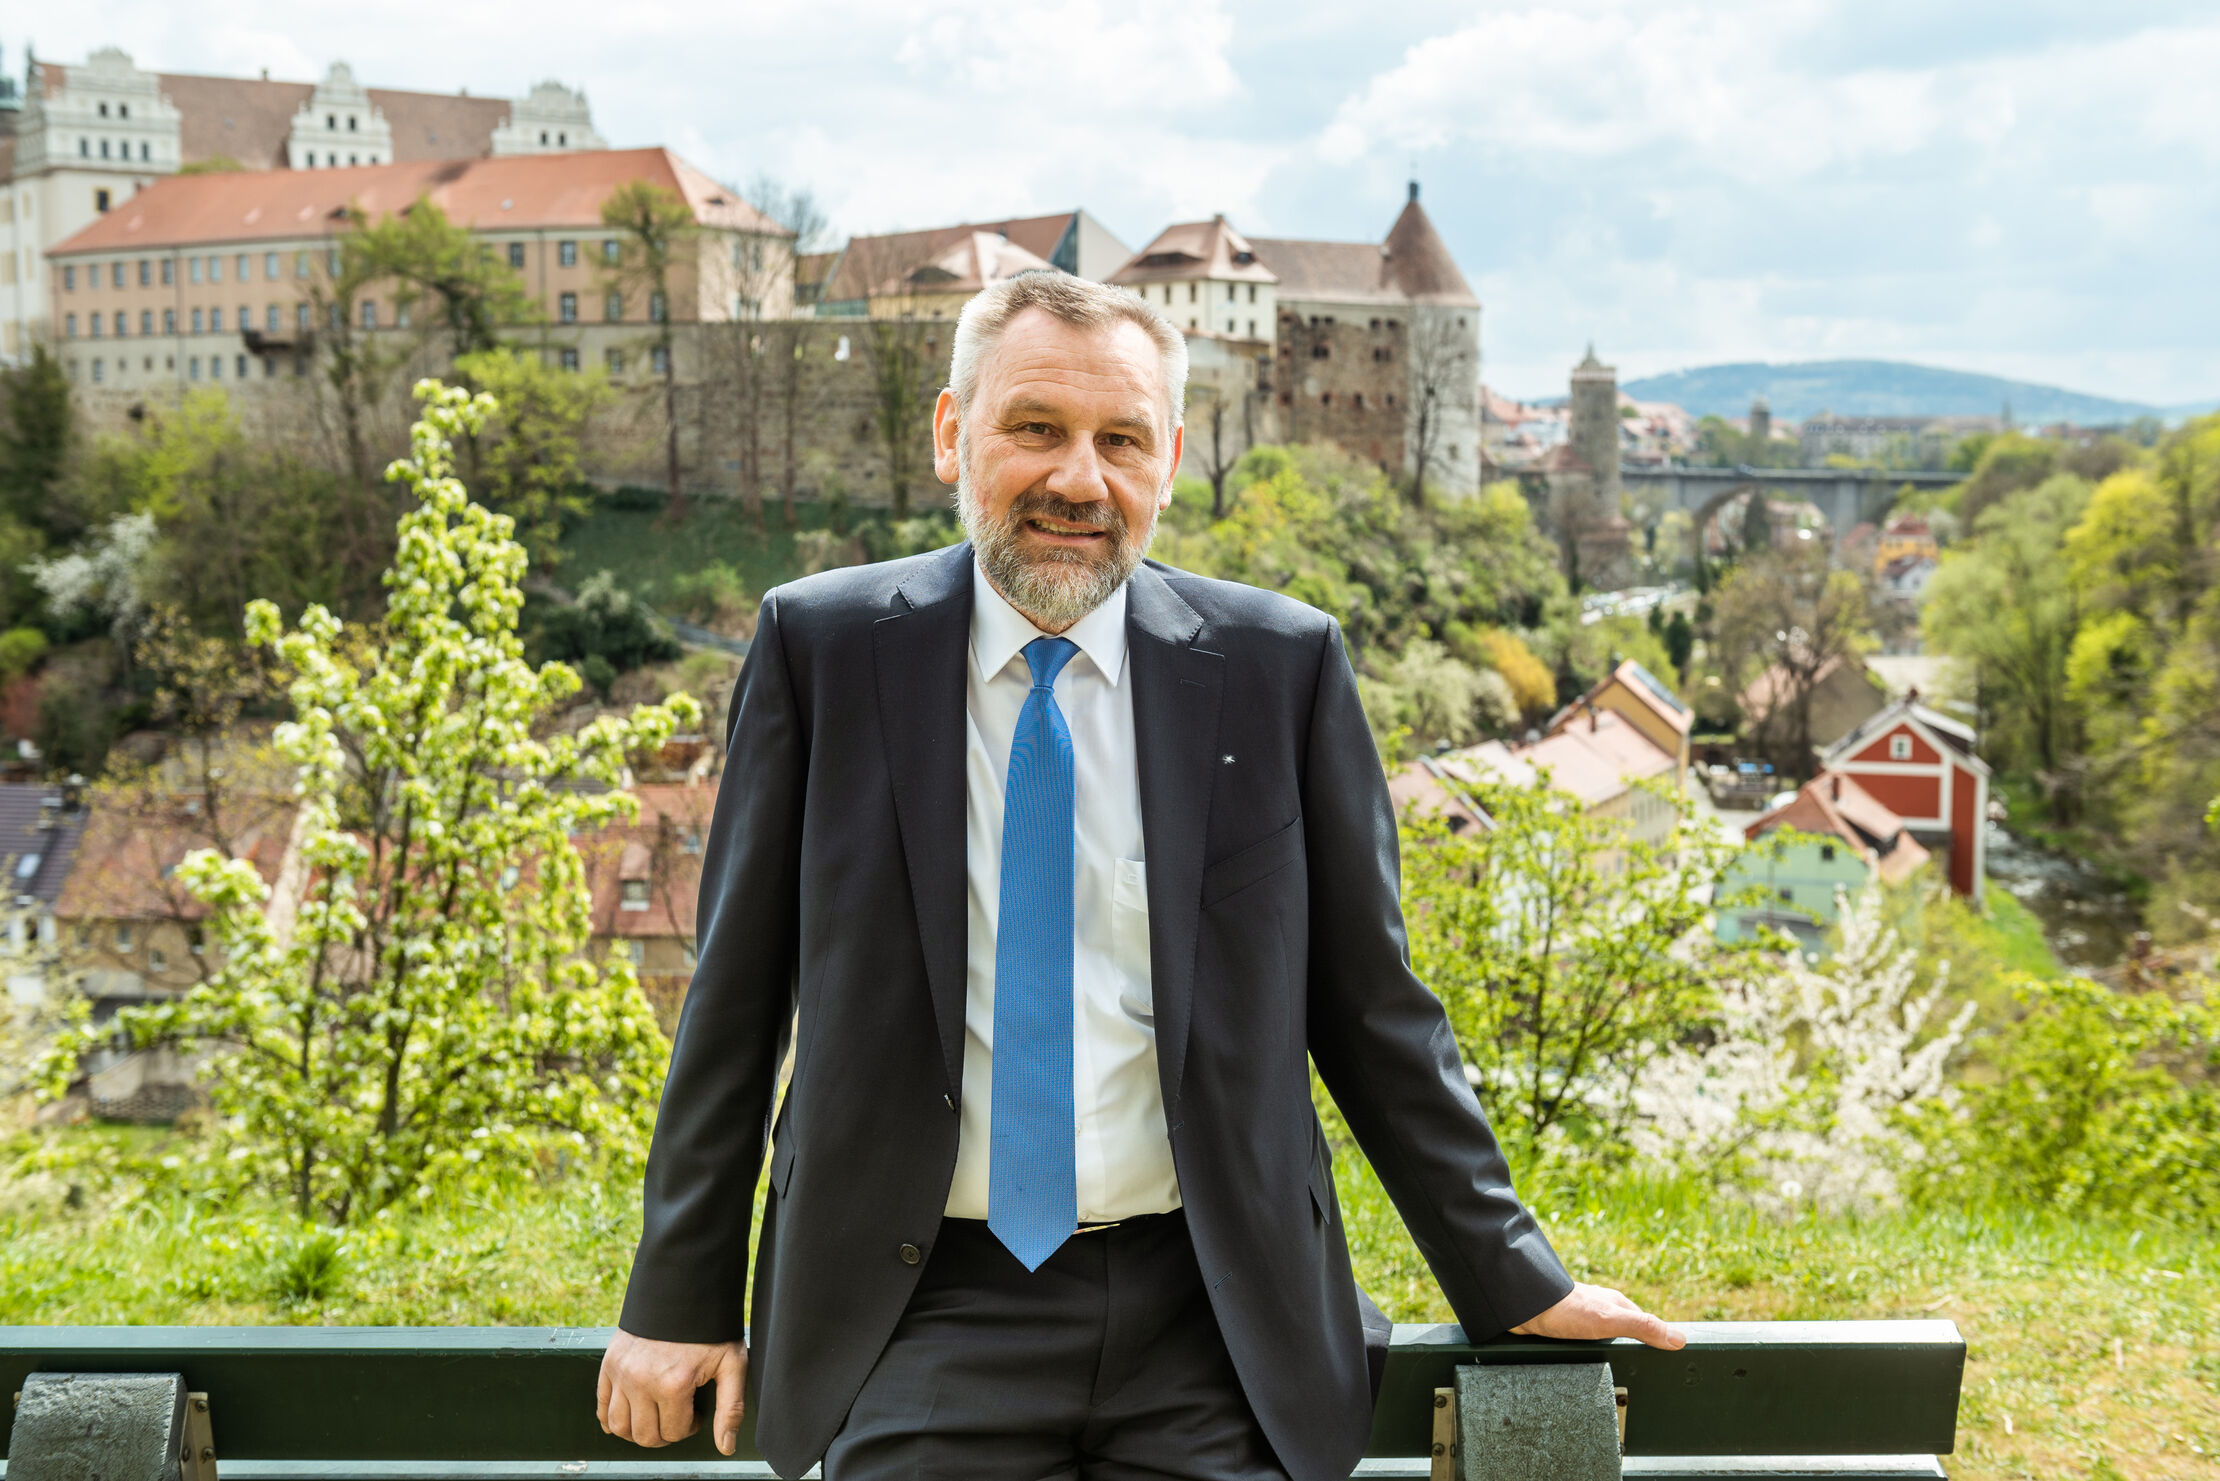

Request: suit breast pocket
left=1199, top=816, right=1304, bottom=909
left=1113, top=859, right=1153, bottom=1023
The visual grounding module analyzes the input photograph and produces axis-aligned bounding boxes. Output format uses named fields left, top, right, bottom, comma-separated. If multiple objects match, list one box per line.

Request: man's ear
left=1160, top=422, right=1184, bottom=510
left=932, top=389, right=961, bottom=486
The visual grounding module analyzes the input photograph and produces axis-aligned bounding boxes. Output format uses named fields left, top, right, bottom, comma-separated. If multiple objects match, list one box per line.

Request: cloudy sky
left=22, top=1, right=2218, bottom=402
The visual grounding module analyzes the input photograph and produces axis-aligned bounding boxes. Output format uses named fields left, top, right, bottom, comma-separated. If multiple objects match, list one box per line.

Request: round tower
left=1749, top=395, right=1772, bottom=446
left=1568, top=344, right=1622, bottom=503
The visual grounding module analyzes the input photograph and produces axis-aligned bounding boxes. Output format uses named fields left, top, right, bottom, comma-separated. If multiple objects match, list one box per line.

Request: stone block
left=1455, top=1361, right=1620, bottom=1481
left=7, top=1371, right=188, bottom=1481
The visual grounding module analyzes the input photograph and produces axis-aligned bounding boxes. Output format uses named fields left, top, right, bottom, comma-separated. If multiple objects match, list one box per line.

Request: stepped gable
left=1380, top=191, right=1476, bottom=307
left=122, top=71, right=513, bottom=169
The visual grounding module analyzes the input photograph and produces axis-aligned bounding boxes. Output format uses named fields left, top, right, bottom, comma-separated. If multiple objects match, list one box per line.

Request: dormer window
left=327, top=114, right=337, bottom=129
left=99, top=102, right=111, bottom=117
left=347, top=115, right=358, bottom=131
left=1233, top=250, right=1254, bottom=265
left=119, top=104, right=130, bottom=119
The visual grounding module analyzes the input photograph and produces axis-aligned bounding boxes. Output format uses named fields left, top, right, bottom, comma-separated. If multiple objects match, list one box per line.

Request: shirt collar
left=970, top=558, right=1129, bottom=687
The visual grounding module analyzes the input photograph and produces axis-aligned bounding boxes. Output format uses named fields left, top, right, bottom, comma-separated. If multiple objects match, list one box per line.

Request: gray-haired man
left=599, top=271, right=1681, bottom=1481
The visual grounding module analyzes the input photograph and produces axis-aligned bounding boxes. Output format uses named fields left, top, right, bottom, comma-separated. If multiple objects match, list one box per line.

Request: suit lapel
left=1126, top=562, right=1223, bottom=1111
left=874, top=542, right=974, bottom=1098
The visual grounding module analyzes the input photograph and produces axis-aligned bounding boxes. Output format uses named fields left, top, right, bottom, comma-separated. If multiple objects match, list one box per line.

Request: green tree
left=601, top=181, right=699, bottom=519
left=1400, top=778, right=1741, bottom=1167
left=58, top=384, right=700, bottom=1222
left=356, top=198, right=540, bottom=357
left=0, top=344, right=74, bottom=529
left=1708, top=544, right=1871, bottom=782
left=454, top=346, right=610, bottom=566
left=1923, top=473, right=2091, bottom=816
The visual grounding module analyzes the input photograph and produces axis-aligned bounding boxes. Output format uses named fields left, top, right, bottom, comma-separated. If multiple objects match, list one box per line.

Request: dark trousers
left=826, top=1210, right=1290, bottom=1481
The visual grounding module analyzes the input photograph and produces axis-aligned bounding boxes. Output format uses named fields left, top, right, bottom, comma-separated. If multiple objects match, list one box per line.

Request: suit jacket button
left=899, top=1243, right=923, bottom=1265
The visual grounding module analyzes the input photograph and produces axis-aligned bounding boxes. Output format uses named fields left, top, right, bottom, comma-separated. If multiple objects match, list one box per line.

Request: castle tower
left=1749, top=395, right=1771, bottom=446
left=1569, top=344, right=1622, bottom=505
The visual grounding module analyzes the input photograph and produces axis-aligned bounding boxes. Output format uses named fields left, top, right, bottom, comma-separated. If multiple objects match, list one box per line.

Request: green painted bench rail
left=3, top=1320, right=1962, bottom=1471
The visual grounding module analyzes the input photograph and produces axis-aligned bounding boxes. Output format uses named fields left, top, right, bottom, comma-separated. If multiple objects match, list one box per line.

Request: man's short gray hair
left=949, top=271, right=1189, bottom=430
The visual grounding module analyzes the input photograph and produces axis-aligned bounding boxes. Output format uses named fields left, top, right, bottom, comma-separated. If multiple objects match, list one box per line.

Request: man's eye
left=1101, top=434, right=1134, bottom=448
left=1017, top=422, right=1055, bottom=436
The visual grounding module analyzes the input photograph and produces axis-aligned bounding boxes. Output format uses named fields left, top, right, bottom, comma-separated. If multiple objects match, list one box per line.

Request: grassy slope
left=3, top=1129, right=2212, bottom=1479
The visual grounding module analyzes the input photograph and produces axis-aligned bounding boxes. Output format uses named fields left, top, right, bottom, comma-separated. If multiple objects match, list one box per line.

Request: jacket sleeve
left=619, top=592, right=807, bottom=1343
left=1300, top=618, right=1573, bottom=1339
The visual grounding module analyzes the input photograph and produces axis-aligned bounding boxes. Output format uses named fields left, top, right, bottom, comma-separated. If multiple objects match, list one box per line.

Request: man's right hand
left=597, top=1328, right=748, bottom=1454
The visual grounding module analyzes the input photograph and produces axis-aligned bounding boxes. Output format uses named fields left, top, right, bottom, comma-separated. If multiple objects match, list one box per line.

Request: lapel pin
left=1222, top=754, right=1236, bottom=765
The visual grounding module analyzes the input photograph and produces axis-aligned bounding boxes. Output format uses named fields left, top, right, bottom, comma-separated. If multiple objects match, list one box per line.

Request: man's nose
left=1042, top=434, right=1111, bottom=504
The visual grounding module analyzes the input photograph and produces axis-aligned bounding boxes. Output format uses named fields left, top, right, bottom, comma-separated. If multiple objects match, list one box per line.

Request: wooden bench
left=3, top=1319, right=1962, bottom=1479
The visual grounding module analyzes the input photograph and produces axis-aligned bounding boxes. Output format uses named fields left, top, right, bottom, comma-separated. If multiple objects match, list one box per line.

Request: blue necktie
left=989, top=636, right=1081, bottom=1272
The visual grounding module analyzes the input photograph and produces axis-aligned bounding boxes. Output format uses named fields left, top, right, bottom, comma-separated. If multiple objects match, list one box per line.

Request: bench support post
left=1453, top=1361, right=1622, bottom=1480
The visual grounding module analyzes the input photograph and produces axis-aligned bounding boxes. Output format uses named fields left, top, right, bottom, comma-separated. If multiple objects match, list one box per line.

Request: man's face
left=934, top=308, right=1183, bottom=632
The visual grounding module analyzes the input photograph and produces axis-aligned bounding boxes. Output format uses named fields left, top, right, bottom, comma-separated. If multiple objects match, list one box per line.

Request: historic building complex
left=1, top=46, right=605, bottom=362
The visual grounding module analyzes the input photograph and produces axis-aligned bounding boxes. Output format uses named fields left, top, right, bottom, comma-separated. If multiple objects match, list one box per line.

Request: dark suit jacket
left=620, top=542, right=1571, bottom=1481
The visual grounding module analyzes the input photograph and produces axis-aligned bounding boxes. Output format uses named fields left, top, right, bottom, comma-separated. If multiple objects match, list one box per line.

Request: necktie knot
left=1023, top=636, right=1079, bottom=692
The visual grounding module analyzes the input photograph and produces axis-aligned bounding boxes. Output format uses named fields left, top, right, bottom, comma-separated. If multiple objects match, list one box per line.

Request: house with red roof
left=1718, top=772, right=1931, bottom=951
left=1819, top=697, right=1989, bottom=901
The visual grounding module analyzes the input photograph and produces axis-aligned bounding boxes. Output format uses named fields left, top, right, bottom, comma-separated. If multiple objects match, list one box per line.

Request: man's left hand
left=1512, top=1281, right=1686, bottom=1349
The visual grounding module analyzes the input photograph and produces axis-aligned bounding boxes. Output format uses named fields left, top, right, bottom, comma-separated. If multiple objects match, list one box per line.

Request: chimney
left=1830, top=775, right=1842, bottom=800
left=1408, top=179, right=1420, bottom=203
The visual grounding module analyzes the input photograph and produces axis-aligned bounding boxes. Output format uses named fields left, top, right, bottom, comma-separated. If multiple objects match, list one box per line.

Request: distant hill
left=1615, top=360, right=2161, bottom=426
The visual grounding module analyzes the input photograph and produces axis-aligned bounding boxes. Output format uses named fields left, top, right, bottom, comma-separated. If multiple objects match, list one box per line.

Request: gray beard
left=955, top=438, right=1157, bottom=631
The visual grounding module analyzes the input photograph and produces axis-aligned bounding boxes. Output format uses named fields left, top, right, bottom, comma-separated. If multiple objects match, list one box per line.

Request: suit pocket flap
left=1199, top=816, right=1303, bottom=908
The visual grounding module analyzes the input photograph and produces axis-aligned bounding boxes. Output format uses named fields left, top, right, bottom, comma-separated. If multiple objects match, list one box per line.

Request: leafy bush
left=0, top=626, right=48, bottom=688
left=664, top=561, right=753, bottom=631
left=537, top=569, right=682, bottom=674
left=1906, top=975, right=2220, bottom=1221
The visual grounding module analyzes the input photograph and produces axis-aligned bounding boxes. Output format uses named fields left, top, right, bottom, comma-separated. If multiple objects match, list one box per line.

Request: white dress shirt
left=945, top=560, right=1182, bottom=1223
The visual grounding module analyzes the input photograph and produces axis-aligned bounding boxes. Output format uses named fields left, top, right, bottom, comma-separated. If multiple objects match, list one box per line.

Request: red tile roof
left=1249, top=196, right=1476, bottom=308
left=575, top=782, right=717, bottom=941
left=49, top=146, right=783, bottom=255
left=1746, top=772, right=1930, bottom=884
left=820, top=213, right=1079, bottom=306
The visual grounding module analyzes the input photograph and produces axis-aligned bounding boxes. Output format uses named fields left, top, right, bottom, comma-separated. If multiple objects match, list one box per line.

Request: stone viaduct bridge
left=1618, top=463, right=1965, bottom=542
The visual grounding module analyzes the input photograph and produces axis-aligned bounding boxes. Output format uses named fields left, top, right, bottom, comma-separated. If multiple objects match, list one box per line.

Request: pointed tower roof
left=1381, top=190, right=1476, bottom=307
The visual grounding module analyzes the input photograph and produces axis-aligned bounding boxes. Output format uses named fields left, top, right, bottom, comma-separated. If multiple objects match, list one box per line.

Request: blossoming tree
left=64, top=382, right=700, bottom=1223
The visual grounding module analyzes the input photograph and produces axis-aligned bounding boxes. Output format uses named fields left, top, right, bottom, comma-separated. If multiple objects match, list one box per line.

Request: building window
left=266, top=304, right=280, bottom=332
left=559, top=292, right=578, bottom=323
left=265, top=251, right=279, bottom=279
left=395, top=301, right=411, bottom=328
left=95, top=187, right=112, bottom=213
left=1820, top=844, right=1837, bottom=862
left=162, top=257, right=174, bottom=285
left=238, top=303, right=250, bottom=333
left=508, top=242, right=525, bottom=269
left=559, top=347, right=580, bottom=372
left=1779, top=887, right=1794, bottom=902
left=648, top=292, right=667, bottom=323
left=138, top=259, right=151, bottom=286
left=1311, top=343, right=1328, bottom=359
left=237, top=354, right=249, bottom=379
left=163, top=309, right=175, bottom=334
left=89, top=312, right=103, bottom=338
left=1248, top=284, right=1257, bottom=303
left=189, top=357, right=201, bottom=380
left=90, top=358, right=104, bottom=383
left=210, top=356, right=221, bottom=380
left=116, top=924, right=135, bottom=953
left=150, top=947, right=169, bottom=972
left=650, top=346, right=671, bottom=375
left=361, top=301, right=377, bottom=329
left=1889, top=734, right=1912, bottom=760
left=603, top=239, right=621, bottom=264
left=210, top=307, right=223, bottom=332
left=605, top=291, right=623, bottom=321
left=296, top=251, right=310, bottom=278
left=63, top=313, right=77, bottom=339
left=140, top=310, right=152, bottom=335
left=189, top=257, right=202, bottom=284
left=620, top=879, right=651, bottom=911
left=112, top=262, right=125, bottom=288
left=1248, top=320, right=1257, bottom=337
left=605, top=348, right=624, bottom=375
left=264, top=356, right=277, bottom=378
left=236, top=253, right=250, bottom=281
left=141, top=142, right=151, bottom=161
left=63, top=266, right=76, bottom=292
left=211, top=255, right=225, bottom=284
left=558, top=240, right=578, bottom=267
left=297, top=303, right=311, bottom=330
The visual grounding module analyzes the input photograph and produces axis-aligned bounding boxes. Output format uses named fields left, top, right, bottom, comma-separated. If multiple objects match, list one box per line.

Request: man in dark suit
left=599, top=271, right=1681, bottom=1481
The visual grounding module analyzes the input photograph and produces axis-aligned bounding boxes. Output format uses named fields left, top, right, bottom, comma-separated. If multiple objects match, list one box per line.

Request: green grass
left=1340, top=1155, right=2220, bottom=1480
left=553, top=500, right=830, bottom=607
left=5, top=1125, right=2215, bottom=1479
